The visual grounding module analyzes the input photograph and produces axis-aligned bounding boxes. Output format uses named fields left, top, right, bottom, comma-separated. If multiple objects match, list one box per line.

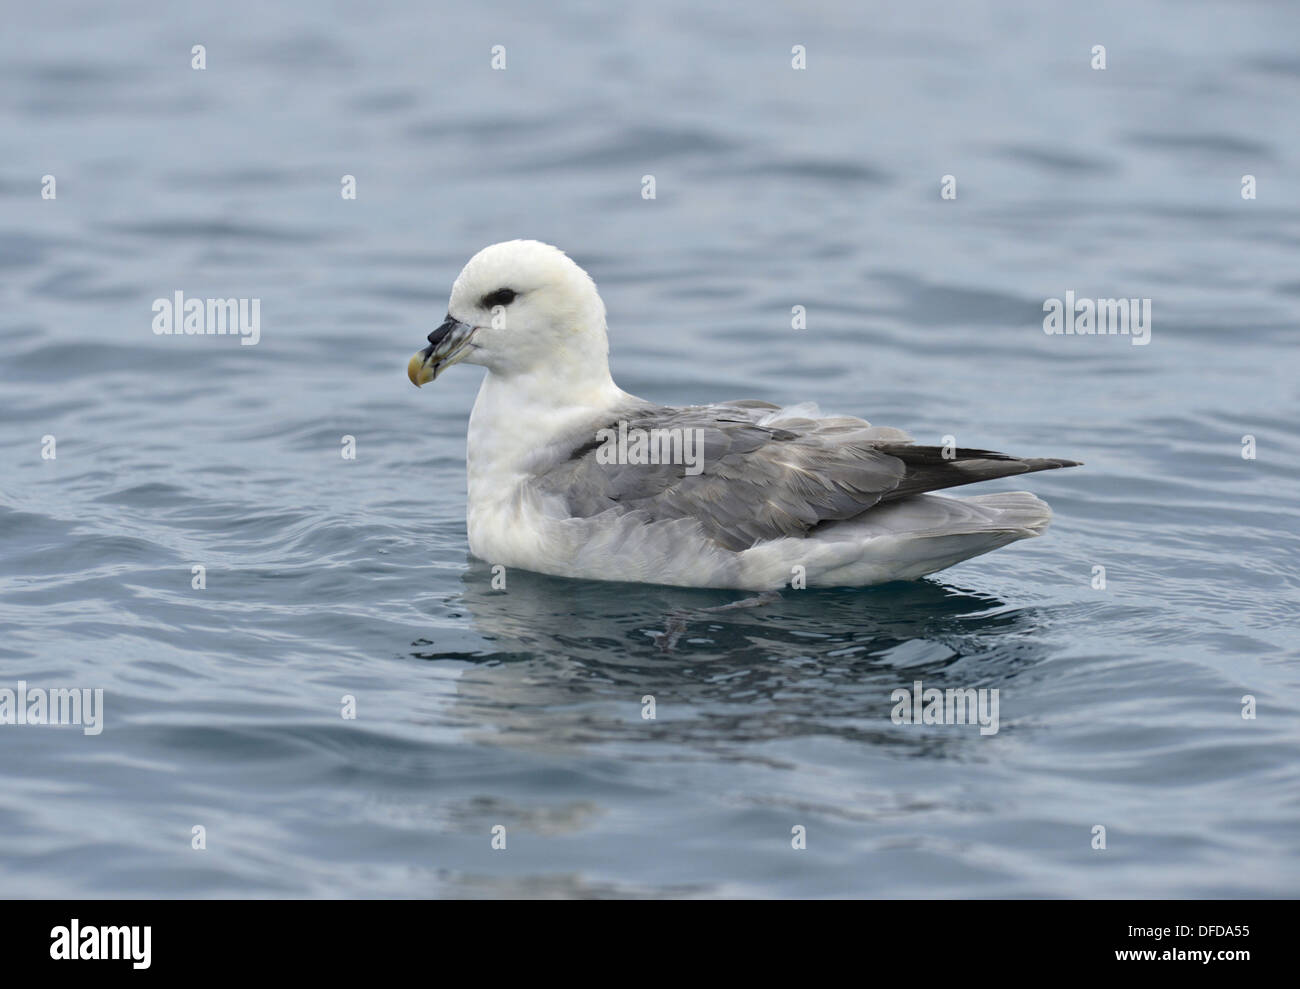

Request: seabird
left=407, top=240, right=1079, bottom=590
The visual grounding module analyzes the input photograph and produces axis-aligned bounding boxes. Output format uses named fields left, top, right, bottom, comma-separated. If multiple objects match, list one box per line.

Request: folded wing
left=535, top=402, right=1080, bottom=552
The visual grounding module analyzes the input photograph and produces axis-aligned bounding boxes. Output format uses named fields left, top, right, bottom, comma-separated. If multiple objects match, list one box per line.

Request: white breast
left=464, top=370, right=628, bottom=571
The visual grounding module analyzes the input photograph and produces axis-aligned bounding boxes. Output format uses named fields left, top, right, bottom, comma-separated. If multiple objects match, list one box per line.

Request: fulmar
left=407, top=240, right=1079, bottom=590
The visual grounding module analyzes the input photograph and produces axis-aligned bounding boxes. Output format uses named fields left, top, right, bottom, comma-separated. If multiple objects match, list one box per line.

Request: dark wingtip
left=1027, top=457, right=1082, bottom=470
left=1021, top=457, right=1082, bottom=469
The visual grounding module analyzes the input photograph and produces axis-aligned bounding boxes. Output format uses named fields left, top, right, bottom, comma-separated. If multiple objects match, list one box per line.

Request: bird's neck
left=466, top=362, right=633, bottom=492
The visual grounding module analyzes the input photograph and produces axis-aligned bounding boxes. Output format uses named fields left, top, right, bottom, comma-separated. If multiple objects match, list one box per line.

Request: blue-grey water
left=2, top=0, right=1299, bottom=898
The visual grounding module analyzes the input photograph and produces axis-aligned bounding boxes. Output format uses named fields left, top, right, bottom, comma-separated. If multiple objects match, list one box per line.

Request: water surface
left=2, top=0, right=1298, bottom=897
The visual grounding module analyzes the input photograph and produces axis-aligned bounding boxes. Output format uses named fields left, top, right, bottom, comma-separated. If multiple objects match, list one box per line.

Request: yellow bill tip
left=407, top=352, right=433, bottom=387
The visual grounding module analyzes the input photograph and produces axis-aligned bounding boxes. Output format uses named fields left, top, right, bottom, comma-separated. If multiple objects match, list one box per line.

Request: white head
left=407, top=240, right=612, bottom=390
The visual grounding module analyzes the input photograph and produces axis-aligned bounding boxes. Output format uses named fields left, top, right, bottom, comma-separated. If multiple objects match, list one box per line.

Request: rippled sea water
left=2, top=0, right=1299, bottom=898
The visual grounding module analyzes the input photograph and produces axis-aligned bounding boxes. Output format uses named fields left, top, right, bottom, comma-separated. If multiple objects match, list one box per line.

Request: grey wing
left=535, top=403, right=1080, bottom=552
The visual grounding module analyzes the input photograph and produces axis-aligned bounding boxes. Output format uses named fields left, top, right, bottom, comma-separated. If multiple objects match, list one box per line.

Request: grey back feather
left=533, top=402, right=1080, bottom=552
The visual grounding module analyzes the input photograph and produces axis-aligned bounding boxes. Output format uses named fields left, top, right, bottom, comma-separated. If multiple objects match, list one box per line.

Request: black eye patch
left=481, top=288, right=517, bottom=308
